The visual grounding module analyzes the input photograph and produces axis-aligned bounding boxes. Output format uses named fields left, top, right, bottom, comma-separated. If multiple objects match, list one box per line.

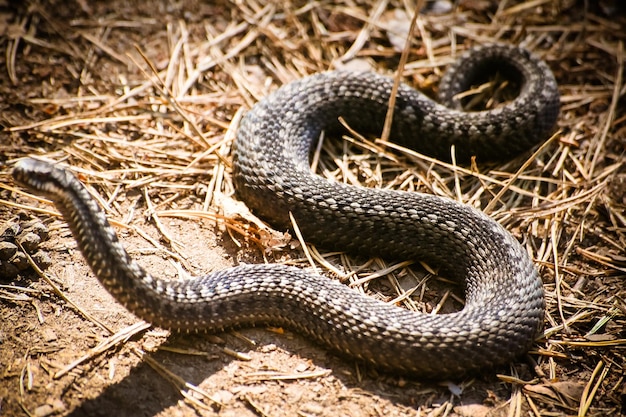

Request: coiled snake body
left=13, top=44, right=558, bottom=378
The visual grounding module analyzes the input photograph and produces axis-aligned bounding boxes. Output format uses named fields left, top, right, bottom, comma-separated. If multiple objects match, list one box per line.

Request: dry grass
left=1, top=0, right=625, bottom=416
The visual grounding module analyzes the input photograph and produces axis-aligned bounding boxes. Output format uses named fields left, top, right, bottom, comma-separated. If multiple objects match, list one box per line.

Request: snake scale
left=13, top=43, right=559, bottom=378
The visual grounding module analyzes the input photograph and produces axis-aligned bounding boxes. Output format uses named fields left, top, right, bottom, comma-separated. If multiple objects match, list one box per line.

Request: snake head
left=12, top=158, right=76, bottom=201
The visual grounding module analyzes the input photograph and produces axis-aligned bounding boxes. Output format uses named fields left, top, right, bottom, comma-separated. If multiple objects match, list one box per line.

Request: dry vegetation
left=1, top=0, right=625, bottom=416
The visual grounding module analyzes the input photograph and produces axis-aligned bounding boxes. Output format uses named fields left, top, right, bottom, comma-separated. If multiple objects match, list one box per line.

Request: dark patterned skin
left=13, top=43, right=558, bottom=378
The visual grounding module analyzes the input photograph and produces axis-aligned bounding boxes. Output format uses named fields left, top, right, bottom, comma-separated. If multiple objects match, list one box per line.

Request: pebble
left=33, top=399, right=65, bottom=417
left=0, top=218, right=51, bottom=279
left=33, top=404, right=54, bottom=417
left=10, top=251, right=29, bottom=271
left=32, top=250, right=53, bottom=270
left=18, top=231, right=42, bottom=253
left=0, top=241, right=18, bottom=261
left=42, top=328, right=58, bottom=342
left=26, top=221, right=49, bottom=240
left=0, top=222, right=20, bottom=240
left=0, top=263, right=18, bottom=278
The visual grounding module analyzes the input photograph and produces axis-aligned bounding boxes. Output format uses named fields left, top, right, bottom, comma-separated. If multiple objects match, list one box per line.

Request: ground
left=0, top=1, right=625, bottom=416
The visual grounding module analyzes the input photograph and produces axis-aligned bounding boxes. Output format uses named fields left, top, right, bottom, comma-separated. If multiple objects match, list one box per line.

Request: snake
left=13, top=43, right=558, bottom=378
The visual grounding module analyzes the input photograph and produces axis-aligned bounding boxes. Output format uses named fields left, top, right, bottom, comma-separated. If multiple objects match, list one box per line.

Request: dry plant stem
left=18, top=241, right=112, bottom=334
left=288, top=212, right=318, bottom=273
left=588, top=41, right=623, bottom=176
left=339, top=0, right=389, bottom=63
left=578, top=360, right=610, bottom=417
left=381, top=0, right=423, bottom=143
left=483, top=131, right=560, bottom=214
left=133, top=348, right=223, bottom=409
left=131, top=45, right=214, bottom=152
left=53, top=321, right=150, bottom=379
left=243, top=369, right=332, bottom=382
left=551, top=214, right=568, bottom=334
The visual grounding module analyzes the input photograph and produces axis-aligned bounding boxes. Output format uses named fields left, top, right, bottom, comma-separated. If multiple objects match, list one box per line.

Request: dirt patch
left=1, top=1, right=625, bottom=416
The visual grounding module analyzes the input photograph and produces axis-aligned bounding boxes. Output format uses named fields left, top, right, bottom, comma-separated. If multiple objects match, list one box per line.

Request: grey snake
left=13, top=43, right=558, bottom=378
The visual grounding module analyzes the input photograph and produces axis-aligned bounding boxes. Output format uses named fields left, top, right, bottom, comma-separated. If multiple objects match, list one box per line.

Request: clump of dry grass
left=1, top=1, right=625, bottom=416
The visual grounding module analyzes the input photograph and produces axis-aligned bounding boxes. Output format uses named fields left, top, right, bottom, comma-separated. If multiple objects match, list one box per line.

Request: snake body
left=13, top=44, right=558, bottom=378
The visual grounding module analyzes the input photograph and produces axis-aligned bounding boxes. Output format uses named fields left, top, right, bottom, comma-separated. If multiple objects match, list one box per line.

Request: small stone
left=0, top=241, right=18, bottom=261
left=423, top=0, right=453, bottom=14
left=32, top=398, right=66, bottom=417
left=260, top=344, right=277, bottom=353
left=31, top=250, right=52, bottom=270
left=33, top=404, right=54, bottom=417
left=18, top=232, right=42, bottom=253
left=24, top=221, right=49, bottom=240
left=0, top=222, right=20, bottom=240
left=10, top=251, right=29, bottom=271
left=42, top=328, right=58, bottom=342
left=212, top=389, right=234, bottom=404
left=295, top=363, right=309, bottom=372
left=299, top=402, right=325, bottom=415
left=0, top=262, right=19, bottom=279
left=51, top=399, right=66, bottom=413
